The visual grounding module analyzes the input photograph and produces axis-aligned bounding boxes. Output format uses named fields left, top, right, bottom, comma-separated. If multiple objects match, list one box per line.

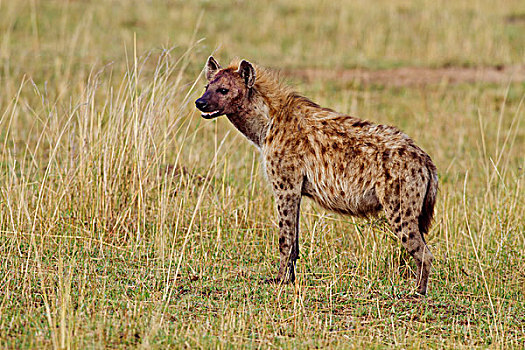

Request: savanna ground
left=0, top=0, right=524, bottom=348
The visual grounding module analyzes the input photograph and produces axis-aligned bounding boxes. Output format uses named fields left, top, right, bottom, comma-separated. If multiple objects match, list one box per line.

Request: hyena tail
left=419, top=164, right=438, bottom=236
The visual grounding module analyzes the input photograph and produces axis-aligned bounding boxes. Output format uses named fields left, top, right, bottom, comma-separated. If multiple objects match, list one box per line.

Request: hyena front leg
left=285, top=199, right=301, bottom=282
left=290, top=199, right=301, bottom=280
left=269, top=179, right=302, bottom=284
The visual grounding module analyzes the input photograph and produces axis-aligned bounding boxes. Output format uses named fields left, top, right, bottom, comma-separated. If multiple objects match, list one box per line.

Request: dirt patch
left=282, top=65, right=525, bottom=87
left=505, top=13, right=525, bottom=23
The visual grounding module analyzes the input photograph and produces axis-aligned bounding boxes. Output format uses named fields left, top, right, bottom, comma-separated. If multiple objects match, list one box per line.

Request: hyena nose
left=195, top=98, right=208, bottom=110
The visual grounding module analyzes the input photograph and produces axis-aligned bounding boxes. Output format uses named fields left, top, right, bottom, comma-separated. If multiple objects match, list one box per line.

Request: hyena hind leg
left=386, top=210, right=434, bottom=295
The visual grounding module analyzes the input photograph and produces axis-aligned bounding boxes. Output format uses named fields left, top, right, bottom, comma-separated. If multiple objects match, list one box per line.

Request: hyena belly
left=302, top=164, right=383, bottom=217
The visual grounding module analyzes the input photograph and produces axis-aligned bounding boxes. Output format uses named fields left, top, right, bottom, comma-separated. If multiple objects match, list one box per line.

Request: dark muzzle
left=195, top=98, right=208, bottom=111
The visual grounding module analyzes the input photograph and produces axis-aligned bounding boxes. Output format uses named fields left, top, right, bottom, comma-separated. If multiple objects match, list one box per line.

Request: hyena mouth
left=201, top=110, right=223, bottom=119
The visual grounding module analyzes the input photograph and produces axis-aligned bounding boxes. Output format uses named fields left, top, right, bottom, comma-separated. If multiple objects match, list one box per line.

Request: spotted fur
left=195, top=56, right=438, bottom=295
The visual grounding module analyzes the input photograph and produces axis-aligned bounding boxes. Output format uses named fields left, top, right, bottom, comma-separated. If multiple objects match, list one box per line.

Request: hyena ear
left=237, top=60, right=256, bottom=89
left=205, top=56, right=221, bottom=81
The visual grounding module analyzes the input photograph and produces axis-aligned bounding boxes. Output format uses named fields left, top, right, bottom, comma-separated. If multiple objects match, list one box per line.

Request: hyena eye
left=217, top=88, right=229, bottom=95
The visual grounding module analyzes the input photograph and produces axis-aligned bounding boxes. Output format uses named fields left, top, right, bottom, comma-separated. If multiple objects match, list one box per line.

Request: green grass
left=0, top=0, right=524, bottom=348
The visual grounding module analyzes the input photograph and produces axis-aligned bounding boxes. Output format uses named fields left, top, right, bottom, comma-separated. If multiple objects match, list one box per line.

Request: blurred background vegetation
left=0, top=0, right=523, bottom=348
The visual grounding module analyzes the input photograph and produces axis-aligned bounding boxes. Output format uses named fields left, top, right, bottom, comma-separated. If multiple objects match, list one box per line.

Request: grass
left=0, top=0, right=524, bottom=348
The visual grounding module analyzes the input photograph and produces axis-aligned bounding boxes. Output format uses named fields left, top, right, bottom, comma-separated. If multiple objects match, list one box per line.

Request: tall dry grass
left=0, top=0, right=523, bottom=348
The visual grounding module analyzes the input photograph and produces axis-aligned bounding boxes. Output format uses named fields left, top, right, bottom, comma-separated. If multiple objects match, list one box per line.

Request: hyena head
left=195, top=56, right=256, bottom=119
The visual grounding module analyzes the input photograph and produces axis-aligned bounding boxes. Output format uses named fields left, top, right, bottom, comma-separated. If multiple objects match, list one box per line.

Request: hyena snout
left=195, top=97, right=208, bottom=110
left=195, top=94, right=223, bottom=119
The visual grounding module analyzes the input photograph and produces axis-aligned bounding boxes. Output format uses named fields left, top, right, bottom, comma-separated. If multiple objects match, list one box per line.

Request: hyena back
left=195, top=56, right=438, bottom=295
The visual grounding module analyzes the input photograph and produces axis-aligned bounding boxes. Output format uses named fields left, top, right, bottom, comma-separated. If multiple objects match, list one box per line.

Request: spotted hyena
left=195, top=57, right=438, bottom=295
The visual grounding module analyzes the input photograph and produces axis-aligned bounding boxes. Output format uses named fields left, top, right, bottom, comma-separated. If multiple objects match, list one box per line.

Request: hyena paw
left=415, top=290, right=427, bottom=297
left=262, top=277, right=287, bottom=285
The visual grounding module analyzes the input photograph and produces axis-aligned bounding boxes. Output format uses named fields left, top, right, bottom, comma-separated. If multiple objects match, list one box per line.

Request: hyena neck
left=226, top=95, right=271, bottom=148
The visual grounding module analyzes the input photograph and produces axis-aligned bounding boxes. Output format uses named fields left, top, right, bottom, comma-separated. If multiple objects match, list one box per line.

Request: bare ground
left=282, top=65, right=525, bottom=87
